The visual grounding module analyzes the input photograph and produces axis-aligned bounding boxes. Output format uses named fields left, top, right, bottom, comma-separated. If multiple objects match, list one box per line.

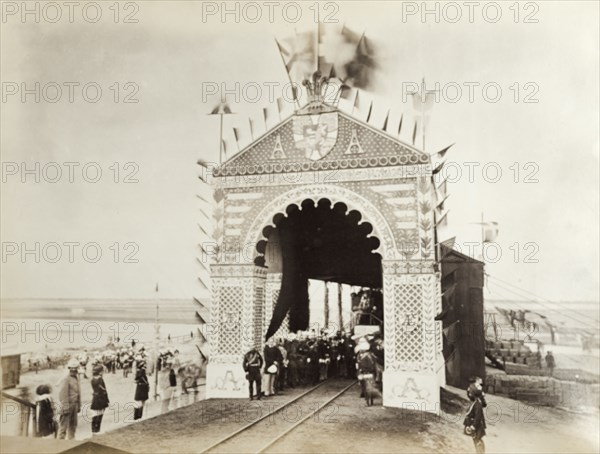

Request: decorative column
left=382, top=260, right=443, bottom=413
left=205, top=263, right=266, bottom=399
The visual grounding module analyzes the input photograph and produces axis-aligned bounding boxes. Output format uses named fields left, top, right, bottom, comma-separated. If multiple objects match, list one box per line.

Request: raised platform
left=0, top=438, right=129, bottom=454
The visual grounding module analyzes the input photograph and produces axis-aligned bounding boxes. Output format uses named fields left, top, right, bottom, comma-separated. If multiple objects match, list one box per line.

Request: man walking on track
left=243, top=344, right=264, bottom=401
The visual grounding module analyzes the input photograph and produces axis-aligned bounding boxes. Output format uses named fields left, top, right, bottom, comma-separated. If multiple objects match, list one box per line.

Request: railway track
left=202, top=379, right=356, bottom=454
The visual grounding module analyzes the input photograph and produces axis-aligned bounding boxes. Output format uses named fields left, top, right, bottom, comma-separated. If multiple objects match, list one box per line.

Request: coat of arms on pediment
left=292, top=112, right=338, bottom=161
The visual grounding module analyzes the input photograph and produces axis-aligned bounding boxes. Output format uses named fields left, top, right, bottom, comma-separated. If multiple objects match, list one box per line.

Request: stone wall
left=485, top=374, right=600, bottom=410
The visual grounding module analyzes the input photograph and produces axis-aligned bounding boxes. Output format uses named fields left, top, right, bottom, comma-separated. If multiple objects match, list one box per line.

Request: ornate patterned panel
left=383, top=272, right=441, bottom=373
left=394, top=283, right=424, bottom=365
left=216, top=286, right=243, bottom=356
left=217, top=114, right=428, bottom=176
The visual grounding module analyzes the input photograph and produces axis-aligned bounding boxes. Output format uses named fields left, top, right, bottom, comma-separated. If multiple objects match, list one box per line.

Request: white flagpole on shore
left=481, top=212, right=485, bottom=262
left=154, top=283, right=160, bottom=400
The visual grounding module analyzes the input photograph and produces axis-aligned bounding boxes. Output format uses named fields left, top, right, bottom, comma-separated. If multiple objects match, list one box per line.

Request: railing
left=351, top=311, right=383, bottom=330
left=1, top=391, right=36, bottom=437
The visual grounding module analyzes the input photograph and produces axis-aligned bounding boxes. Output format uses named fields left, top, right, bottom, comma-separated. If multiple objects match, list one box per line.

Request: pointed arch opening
left=254, top=198, right=384, bottom=339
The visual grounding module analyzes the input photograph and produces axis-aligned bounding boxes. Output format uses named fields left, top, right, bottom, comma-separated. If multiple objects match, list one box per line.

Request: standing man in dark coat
left=345, top=334, right=356, bottom=379
left=133, top=358, right=149, bottom=420
left=286, top=338, right=300, bottom=388
left=243, top=344, right=263, bottom=400
left=57, top=359, right=81, bottom=440
left=308, top=341, right=320, bottom=385
left=465, top=384, right=487, bottom=453
left=90, top=365, right=109, bottom=435
left=545, top=351, right=556, bottom=376
left=263, top=341, right=281, bottom=396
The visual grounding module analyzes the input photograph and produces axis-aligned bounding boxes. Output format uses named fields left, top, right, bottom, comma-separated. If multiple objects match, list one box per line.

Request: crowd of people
left=242, top=331, right=385, bottom=402
left=30, top=325, right=493, bottom=452
left=32, top=342, right=203, bottom=440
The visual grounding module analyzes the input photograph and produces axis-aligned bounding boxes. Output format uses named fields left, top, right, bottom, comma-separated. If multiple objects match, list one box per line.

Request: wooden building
left=439, top=245, right=485, bottom=388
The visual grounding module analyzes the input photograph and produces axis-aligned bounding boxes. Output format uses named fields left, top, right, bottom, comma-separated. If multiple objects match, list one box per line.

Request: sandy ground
left=1, top=340, right=205, bottom=440
left=546, top=346, right=600, bottom=376
left=23, top=380, right=592, bottom=454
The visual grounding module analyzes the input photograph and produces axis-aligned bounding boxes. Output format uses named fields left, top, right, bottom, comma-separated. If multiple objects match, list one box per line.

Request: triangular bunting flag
left=397, top=113, right=403, bottom=137
left=483, top=222, right=499, bottom=242
left=209, top=102, right=232, bottom=115
left=248, top=118, right=254, bottom=141
left=382, top=109, right=390, bottom=132
left=440, top=237, right=456, bottom=249
left=432, top=143, right=454, bottom=159
left=436, top=194, right=451, bottom=213
left=432, top=160, right=445, bottom=175
left=436, top=180, right=448, bottom=200
left=436, top=210, right=449, bottom=227
left=365, top=101, right=373, bottom=123
left=195, top=311, right=206, bottom=324
left=442, top=282, right=457, bottom=299
left=412, top=120, right=418, bottom=145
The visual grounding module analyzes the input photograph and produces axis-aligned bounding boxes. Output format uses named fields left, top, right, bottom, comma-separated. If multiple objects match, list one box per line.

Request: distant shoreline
left=1, top=298, right=208, bottom=324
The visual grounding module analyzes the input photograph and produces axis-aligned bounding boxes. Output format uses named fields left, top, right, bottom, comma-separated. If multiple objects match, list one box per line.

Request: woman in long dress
left=133, top=357, right=149, bottom=420
left=35, top=384, right=56, bottom=438
left=90, top=365, right=109, bottom=434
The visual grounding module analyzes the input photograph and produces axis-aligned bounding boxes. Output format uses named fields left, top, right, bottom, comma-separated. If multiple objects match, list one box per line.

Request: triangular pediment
left=217, top=106, right=429, bottom=176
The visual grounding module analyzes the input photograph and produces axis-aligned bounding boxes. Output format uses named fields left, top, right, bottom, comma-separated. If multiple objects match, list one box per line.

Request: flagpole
left=316, top=10, right=320, bottom=74
left=421, top=77, right=426, bottom=151
left=219, top=113, right=223, bottom=165
left=481, top=211, right=485, bottom=262
left=154, top=300, right=159, bottom=400
left=274, top=39, right=301, bottom=110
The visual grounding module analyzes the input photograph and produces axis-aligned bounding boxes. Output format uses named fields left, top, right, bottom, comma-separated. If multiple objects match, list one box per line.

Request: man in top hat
left=57, top=358, right=81, bottom=439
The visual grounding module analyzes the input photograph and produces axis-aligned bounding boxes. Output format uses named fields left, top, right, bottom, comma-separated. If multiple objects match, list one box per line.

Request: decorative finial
left=302, top=71, right=328, bottom=103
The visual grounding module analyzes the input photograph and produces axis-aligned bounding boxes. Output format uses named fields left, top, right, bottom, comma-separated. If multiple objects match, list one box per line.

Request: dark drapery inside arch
left=263, top=200, right=382, bottom=339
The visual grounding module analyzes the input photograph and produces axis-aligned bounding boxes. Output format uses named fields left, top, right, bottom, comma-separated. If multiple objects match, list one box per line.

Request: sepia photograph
left=1, top=1, right=599, bottom=453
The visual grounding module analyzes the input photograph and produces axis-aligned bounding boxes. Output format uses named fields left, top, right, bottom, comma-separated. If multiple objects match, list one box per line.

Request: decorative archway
left=254, top=196, right=385, bottom=341
left=204, top=98, right=444, bottom=412
left=244, top=184, right=398, bottom=262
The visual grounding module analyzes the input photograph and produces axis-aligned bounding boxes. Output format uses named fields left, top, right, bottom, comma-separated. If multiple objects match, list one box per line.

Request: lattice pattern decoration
left=253, top=286, right=265, bottom=347
left=393, top=283, right=424, bottom=366
left=216, top=286, right=243, bottom=355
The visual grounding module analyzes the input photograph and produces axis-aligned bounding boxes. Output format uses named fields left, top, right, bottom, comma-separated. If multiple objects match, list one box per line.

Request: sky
left=1, top=1, right=598, bottom=305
